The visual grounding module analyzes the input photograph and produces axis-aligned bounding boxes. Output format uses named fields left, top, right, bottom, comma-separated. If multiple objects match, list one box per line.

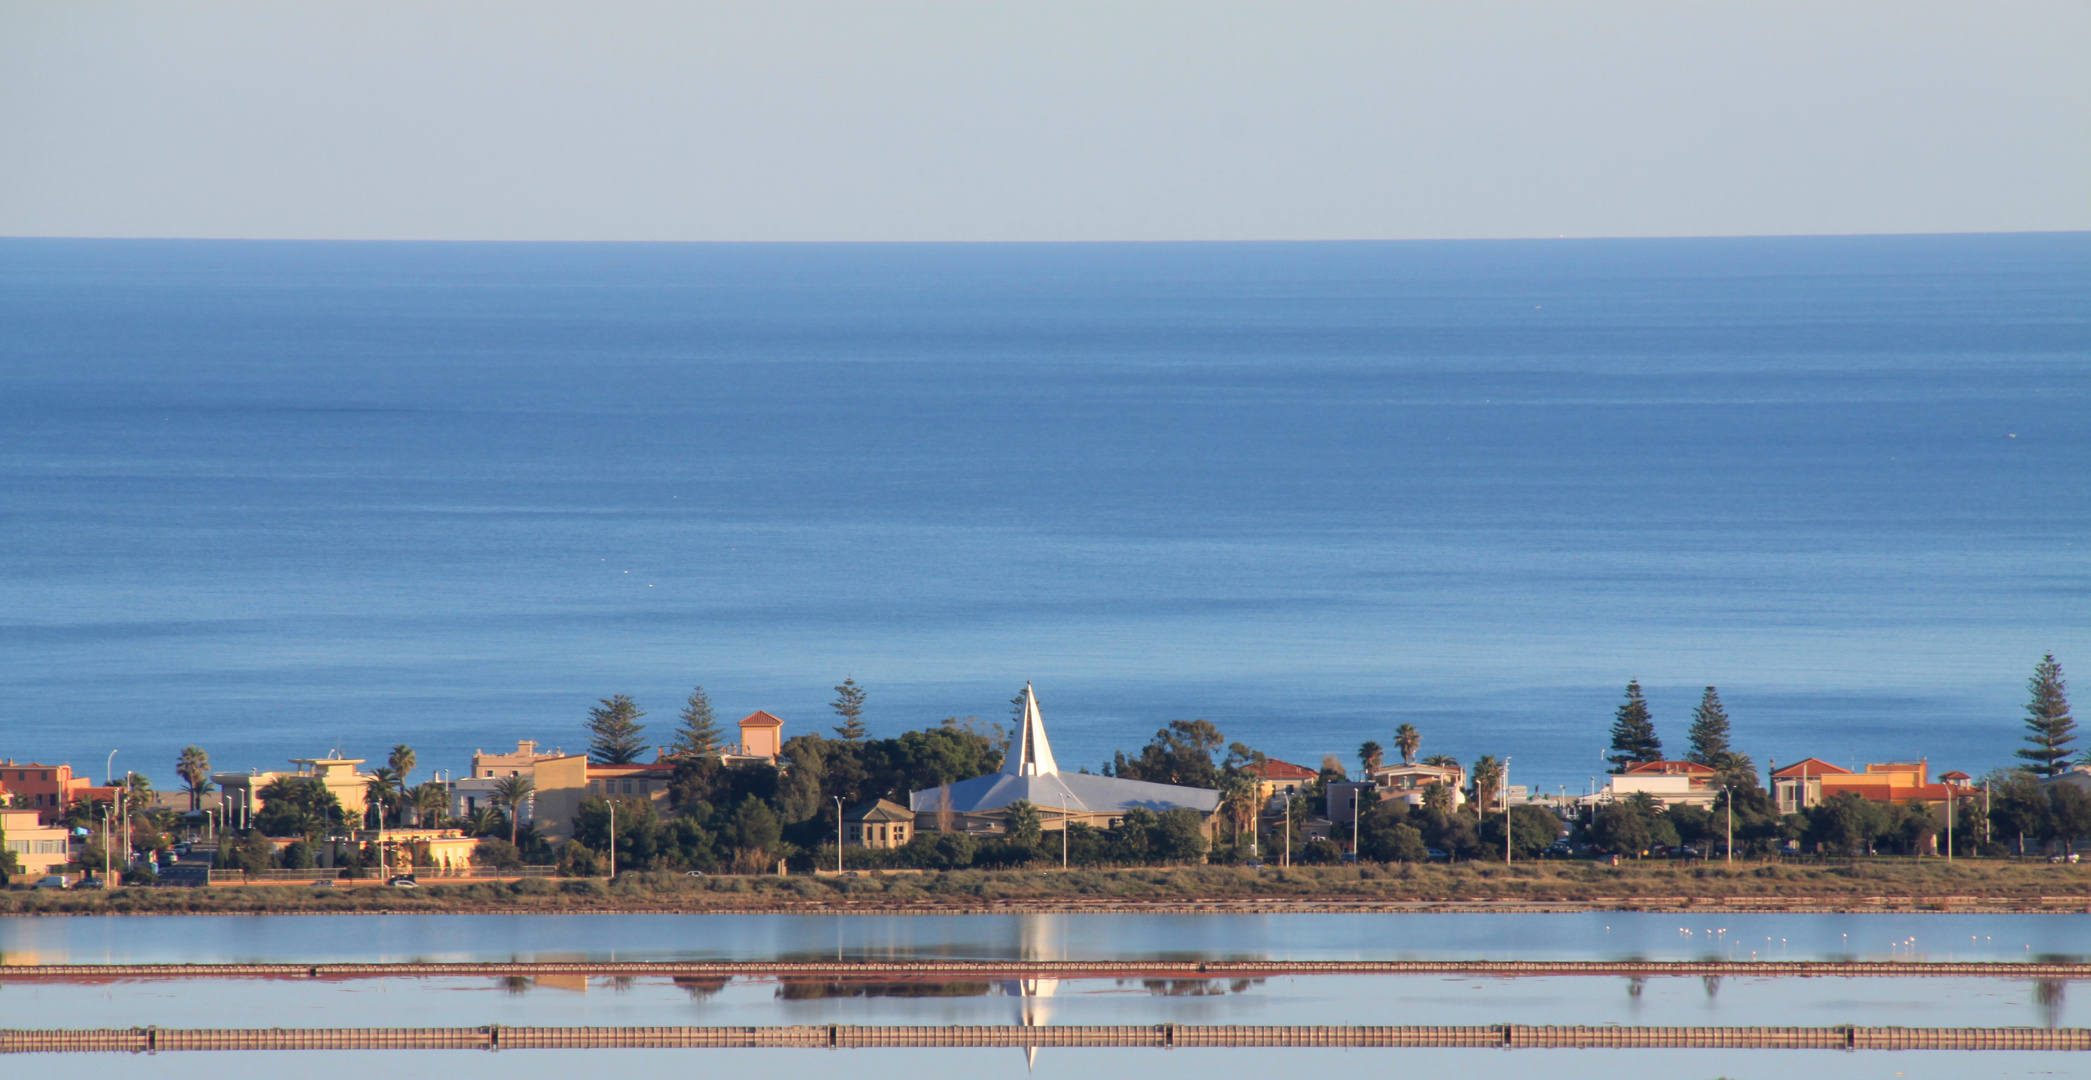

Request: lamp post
left=607, top=800, right=617, bottom=880
left=1724, top=787, right=1733, bottom=865
left=834, top=796, right=844, bottom=874
left=1502, top=758, right=1512, bottom=865
left=123, top=770, right=134, bottom=872
left=1946, top=791, right=1953, bottom=862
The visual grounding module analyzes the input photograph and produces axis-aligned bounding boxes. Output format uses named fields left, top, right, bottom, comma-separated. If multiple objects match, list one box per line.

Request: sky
left=0, top=1, right=2087, bottom=242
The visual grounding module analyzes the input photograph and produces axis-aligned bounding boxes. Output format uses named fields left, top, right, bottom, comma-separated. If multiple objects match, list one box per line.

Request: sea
left=0, top=234, right=2084, bottom=797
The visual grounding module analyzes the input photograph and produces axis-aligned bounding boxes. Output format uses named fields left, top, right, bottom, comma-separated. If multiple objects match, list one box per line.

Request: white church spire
left=1003, top=682, right=1059, bottom=776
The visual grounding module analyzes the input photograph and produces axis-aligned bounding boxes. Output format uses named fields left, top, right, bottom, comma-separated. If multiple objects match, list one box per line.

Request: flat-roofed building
left=1366, top=762, right=1467, bottom=808
left=0, top=761, right=100, bottom=825
left=0, top=807, right=73, bottom=878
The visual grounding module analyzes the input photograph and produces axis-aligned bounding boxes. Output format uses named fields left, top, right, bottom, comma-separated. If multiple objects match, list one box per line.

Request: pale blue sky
left=1, top=1, right=2085, bottom=241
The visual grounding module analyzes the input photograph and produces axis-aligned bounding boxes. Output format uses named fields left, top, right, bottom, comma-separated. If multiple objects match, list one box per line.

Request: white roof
left=911, top=683, right=1217, bottom=815
left=911, top=769, right=1219, bottom=816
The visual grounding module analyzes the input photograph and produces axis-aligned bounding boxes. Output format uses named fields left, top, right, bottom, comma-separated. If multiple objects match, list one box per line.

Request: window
left=620, top=780, right=632, bottom=795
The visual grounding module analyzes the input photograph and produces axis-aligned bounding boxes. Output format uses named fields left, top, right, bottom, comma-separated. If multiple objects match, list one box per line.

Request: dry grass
left=4, top=859, right=2088, bottom=916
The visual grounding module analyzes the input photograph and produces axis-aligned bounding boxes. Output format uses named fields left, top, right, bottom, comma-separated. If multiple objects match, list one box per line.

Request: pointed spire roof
left=1003, top=682, right=1059, bottom=777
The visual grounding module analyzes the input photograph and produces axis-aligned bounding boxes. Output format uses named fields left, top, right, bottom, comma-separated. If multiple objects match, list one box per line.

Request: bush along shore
left=6, top=860, right=2091, bottom=916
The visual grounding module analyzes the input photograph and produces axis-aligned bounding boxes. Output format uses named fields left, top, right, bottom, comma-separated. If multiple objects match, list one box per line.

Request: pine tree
left=1605, top=680, right=1662, bottom=773
left=586, top=694, right=649, bottom=765
left=1685, top=687, right=1732, bottom=767
left=831, top=677, right=868, bottom=742
left=669, top=685, right=723, bottom=758
left=2017, top=654, right=2075, bottom=777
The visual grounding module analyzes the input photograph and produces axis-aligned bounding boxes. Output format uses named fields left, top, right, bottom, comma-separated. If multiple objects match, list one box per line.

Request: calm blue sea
left=0, top=235, right=2084, bottom=796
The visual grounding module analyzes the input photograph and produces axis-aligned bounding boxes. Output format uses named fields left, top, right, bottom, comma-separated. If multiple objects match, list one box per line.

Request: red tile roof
left=1623, top=760, right=1718, bottom=776
left=1771, top=758, right=1852, bottom=778
left=739, top=710, right=784, bottom=728
left=1248, top=758, right=1319, bottom=781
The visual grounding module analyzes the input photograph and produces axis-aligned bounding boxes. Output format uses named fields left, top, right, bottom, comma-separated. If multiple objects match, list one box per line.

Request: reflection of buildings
left=1008, top=913, right=1062, bottom=1068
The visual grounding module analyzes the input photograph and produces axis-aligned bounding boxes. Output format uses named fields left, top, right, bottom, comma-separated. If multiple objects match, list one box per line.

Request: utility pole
left=607, top=800, right=617, bottom=880
left=1946, top=791, right=1954, bottom=862
left=1725, top=787, right=1733, bottom=865
left=1351, top=782, right=1360, bottom=859
left=1283, top=796, right=1291, bottom=869
left=1503, top=758, right=1512, bottom=865
left=834, top=796, right=843, bottom=874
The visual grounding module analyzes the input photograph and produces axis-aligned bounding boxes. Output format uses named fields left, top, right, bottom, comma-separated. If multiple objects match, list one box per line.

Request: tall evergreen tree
left=832, top=677, right=868, bottom=742
left=586, top=694, right=650, bottom=765
left=1685, top=687, right=1733, bottom=768
left=669, top=685, right=724, bottom=758
left=1605, top=680, right=1663, bottom=773
left=2018, top=654, right=2075, bottom=777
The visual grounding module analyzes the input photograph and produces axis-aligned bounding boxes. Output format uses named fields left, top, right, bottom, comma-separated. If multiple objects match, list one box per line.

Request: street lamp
left=1503, top=758, right=1512, bottom=865
left=607, top=800, right=617, bottom=880
left=834, top=796, right=844, bottom=874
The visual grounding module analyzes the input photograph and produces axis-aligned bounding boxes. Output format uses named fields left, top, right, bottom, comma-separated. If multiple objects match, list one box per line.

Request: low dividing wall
left=6, top=959, right=2091, bottom=981
left=3, top=1024, right=2088, bottom=1052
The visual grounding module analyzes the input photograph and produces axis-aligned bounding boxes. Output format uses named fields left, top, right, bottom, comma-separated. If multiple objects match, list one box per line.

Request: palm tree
left=363, top=768, right=400, bottom=829
left=410, top=782, right=449, bottom=830
left=1420, top=753, right=1460, bottom=769
left=492, top=774, right=536, bottom=846
left=1358, top=741, right=1384, bottom=774
left=388, top=746, right=417, bottom=824
left=1469, top=755, right=1503, bottom=814
left=176, top=747, right=214, bottom=812
left=463, top=807, right=503, bottom=838
left=1394, top=724, right=1421, bottom=766
left=1217, top=776, right=1260, bottom=851
left=1422, top=780, right=1453, bottom=814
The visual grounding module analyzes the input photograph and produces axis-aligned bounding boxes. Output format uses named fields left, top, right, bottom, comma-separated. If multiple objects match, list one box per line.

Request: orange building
left=733, top=711, right=784, bottom=761
left=1244, top=758, right=1319, bottom=804
left=1771, top=758, right=1960, bottom=816
left=0, top=761, right=110, bottom=825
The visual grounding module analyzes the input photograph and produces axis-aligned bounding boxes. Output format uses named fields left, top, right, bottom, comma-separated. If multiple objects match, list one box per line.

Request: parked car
left=76, top=877, right=108, bottom=890
left=387, top=876, right=418, bottom=888
left=32, top=875, right=69, bottom=890
left=311, top=879, right=337, bottom=888
left=1543, top=841, right=1573, bottom=858
left=1425, top=848, right=1451, bottom=863
left=684, top=870, right=706, bottom=877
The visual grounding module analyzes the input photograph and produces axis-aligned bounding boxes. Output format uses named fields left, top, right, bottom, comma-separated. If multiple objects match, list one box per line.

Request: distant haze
left=1, top=1, right=2086, bottom=241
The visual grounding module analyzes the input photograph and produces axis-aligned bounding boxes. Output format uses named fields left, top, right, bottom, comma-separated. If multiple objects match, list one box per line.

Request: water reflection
left=7, top=911, right=2090, bottom=965
left=673, top=976, right=728, bottom=1000
left=1119, top=978, right=1264, bottom=997
left=778, top=981, right=993, bottom=1000
left=2035, top=979, right=2065, bottom=1029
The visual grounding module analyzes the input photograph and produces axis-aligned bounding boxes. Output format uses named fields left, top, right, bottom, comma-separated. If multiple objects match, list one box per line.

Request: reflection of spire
left=1003, top=682, right=1059, bottom=777
left=1010, top=914, right=1061, bottom=1071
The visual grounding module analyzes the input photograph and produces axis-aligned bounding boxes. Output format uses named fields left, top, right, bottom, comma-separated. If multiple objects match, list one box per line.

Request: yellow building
left=1, top=808, right=72, bottom=878
left=844, top=800, right=915, bottom=848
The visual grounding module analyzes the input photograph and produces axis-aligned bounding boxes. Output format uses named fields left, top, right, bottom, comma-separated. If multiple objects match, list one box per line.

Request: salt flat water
left=1, top=912, right=2085, bottom=965
left=0, top=235, right=2085, bottom=792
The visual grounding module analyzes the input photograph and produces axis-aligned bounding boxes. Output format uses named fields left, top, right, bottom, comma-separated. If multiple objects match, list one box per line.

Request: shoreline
left=7, top=862, right=2089, bottom=917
